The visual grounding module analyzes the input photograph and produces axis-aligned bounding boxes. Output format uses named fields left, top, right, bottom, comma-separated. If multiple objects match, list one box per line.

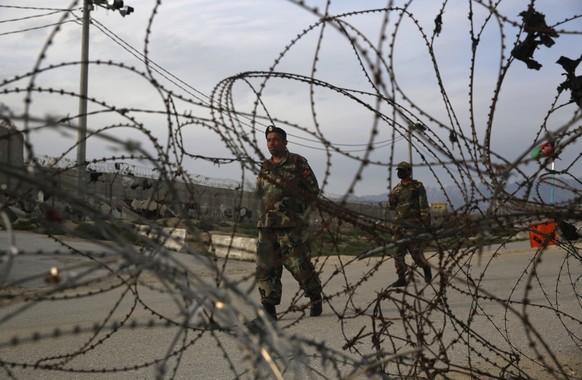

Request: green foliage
left=311, top=225, right=383, bottom=256
left=40, top=222, right=67, bottom=235
left=195, top=220, right=258, bottom=237
left=109, top=222, right=149, bottom=245
left=196, top=220, right=215, bottom=232
left=74, top=222, right=108, bottom=240
left=11, top=219, right=38, bottom=231
left=232, top=223, right=258, bottom=237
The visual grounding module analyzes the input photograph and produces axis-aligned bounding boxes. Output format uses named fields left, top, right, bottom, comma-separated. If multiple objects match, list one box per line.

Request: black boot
left=262, top=303, right=277, bottom=320
left=310, top=295, right=323, bottom=317
left=390, top=277, right=407, bottom=287
left=423, top=267, right=433, bottom=283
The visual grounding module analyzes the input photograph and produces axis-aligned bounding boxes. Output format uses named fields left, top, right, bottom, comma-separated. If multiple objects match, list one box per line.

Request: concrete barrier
left=135, top=225, right=187, bottom=251
left=210, top=234, right=256, bottom=261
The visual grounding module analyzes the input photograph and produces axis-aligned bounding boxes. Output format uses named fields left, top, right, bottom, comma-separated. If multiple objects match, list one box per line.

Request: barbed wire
left=0, top=0, right=581, bottom=379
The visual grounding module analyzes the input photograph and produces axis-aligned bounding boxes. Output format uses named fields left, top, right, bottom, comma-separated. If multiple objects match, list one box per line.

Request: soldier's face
left=396, top=168, right=411, bottom=180
left=266, top=132, right=287, bottom=157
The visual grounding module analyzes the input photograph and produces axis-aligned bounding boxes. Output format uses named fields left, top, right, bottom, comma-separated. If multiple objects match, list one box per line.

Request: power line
left=84, top=10, right=404, bottom=153
left=0, top=20, right=77, bottom=37
left=0, top=5, right=77, bottom=36
left=0, top=5, right=76, bottom=11
left=89, top=18, right=211, bottom=104
left=0, top=9, right=65, bottom=24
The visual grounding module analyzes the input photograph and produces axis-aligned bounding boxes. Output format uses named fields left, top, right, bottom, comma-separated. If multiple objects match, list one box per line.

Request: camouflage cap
left=396, top=161, right=412, bottom=170
left=265, top=125, right=287, bottom=140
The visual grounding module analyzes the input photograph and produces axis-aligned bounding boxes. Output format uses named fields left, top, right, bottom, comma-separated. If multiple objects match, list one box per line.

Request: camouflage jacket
left=388, top=179, right=430, bottom=229
left=257, top=152, right=319, bottom=228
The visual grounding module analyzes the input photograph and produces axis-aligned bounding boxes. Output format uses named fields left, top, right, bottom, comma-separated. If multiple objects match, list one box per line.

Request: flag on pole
left=530, top=141, right=554, bottom=159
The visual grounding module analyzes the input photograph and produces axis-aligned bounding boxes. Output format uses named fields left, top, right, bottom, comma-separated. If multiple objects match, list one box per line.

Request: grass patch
left=73, top=222, right=109, bottom=240
left=11, top=219, right=38, bottom=231
left=232, top=223, right=258, bottom=237
left=196, top=221, right=215, bottom=232
left=311, top=225, right=382, bottom=256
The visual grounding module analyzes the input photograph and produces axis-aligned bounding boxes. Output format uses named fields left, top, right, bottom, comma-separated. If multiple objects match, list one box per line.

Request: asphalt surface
left=0, top=230, right=580, bottom=379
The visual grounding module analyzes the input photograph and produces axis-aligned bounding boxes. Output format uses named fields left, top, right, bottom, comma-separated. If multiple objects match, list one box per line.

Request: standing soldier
left=255, top=125, right=323, bottom=320
left=387, top=161, right=432, bottom=287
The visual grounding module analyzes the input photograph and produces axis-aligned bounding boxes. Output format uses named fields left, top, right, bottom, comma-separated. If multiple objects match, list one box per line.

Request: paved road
left=0, top=231, right=580, bottom=379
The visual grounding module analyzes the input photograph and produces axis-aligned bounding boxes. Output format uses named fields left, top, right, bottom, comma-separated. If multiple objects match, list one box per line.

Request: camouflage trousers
left=393, top=229, right=430, bottom=278
left=256, top=227, right=322, bottom=306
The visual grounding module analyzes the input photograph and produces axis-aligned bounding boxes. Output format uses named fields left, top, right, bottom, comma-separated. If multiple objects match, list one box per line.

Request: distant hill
left=346, top=177, right=581, bottom=211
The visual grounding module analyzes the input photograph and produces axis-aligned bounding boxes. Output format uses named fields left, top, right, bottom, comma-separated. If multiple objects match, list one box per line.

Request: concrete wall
left=77, top=169, right=385, bottom=222
left=52, top=168, right=261, bottom=222
left=14, top=155, right=386, bottom=224
left=0, top=119, right=25, bottom=196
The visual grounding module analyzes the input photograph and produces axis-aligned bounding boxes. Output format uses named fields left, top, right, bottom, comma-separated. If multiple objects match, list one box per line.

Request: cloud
left=0, top=0, right=580, bottom=197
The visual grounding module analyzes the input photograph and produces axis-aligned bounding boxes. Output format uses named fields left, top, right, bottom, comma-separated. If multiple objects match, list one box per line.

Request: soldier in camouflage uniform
left=255, top=125, right=323, bottom=320
left=387, top=161, right=432, bottom=287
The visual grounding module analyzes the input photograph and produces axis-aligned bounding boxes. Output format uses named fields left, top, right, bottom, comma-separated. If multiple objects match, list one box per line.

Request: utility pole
left=76, top=0, right=91, bottom=198
left=406, top=122, right=426, bottom=177
left=408, top=125, right=412, bottom=168
left=75, top=0, right=134, bottom=198
left=407, top=123, right=415, bottom=177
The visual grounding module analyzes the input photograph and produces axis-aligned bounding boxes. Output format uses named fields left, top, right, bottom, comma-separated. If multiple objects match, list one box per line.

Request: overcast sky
left=1, top=0, right=580, bottom=198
